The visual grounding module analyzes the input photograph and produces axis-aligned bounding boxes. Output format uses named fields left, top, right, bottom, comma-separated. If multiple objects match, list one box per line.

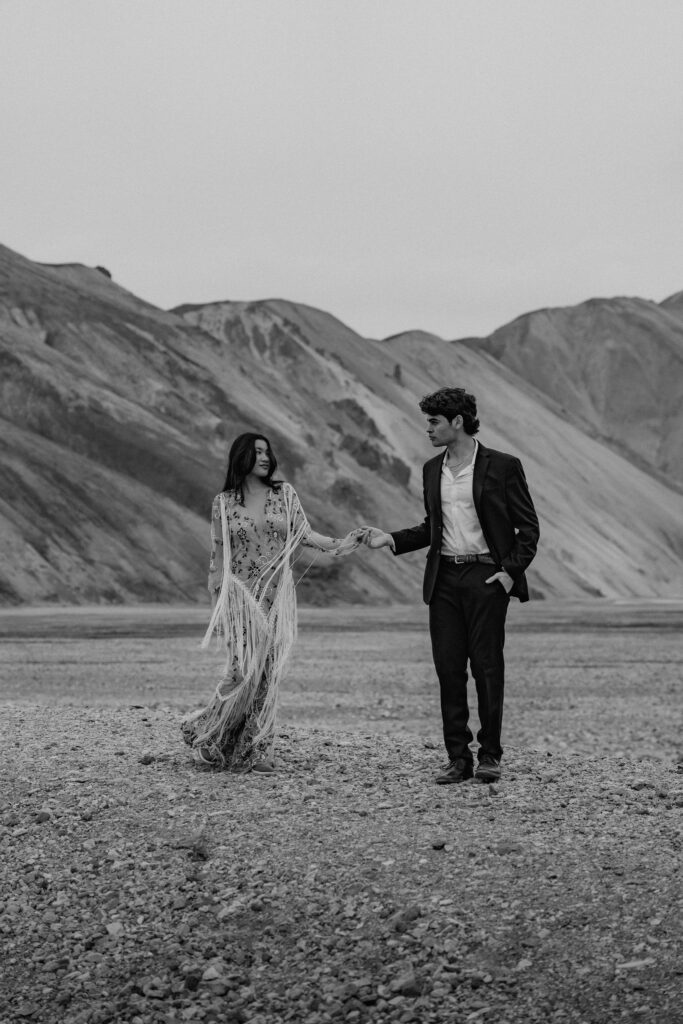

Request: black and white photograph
left=1, top=1, right=682, bottom=1022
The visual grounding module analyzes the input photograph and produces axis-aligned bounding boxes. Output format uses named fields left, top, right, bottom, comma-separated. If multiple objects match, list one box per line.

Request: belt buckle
left=453, top=554, right=468, bottom=564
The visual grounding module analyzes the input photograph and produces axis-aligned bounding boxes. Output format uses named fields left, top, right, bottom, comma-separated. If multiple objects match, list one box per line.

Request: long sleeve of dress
left=287, top=486, right=350, bottom=553
left=207, top=495, right=224, bottom=592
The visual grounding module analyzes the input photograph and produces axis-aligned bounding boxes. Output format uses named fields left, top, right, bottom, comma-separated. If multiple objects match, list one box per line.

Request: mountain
left=461, top=295, right=683, bottom=486
left=1, top=242, right=682, bottom=606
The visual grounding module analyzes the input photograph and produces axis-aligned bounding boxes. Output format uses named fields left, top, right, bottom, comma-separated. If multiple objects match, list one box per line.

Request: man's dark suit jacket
left=391, top=443, right=540, bottom=604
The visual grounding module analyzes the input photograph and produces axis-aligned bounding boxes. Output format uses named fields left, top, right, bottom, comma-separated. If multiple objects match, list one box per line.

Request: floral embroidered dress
left=181, top=482, right=353, bottom=771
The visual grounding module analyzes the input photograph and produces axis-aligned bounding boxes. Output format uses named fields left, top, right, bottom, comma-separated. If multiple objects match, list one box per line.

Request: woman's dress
left=181, top=483, right=349, bottom=771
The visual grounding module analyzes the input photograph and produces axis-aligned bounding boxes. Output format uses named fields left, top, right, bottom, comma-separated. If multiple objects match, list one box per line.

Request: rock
left=615, top=958, right=655, bottom=971
left=140, top=976, right=170, bottom=998
left=496, top=840, right=524, bottom=856
left=183, top=971, right=202, bottom=991
left=390, top=969, right=423, bottom=997
left=431, top=839, right=447, bottom=850
left=189, top=839, right=210, bottom=862
left=202, top=965, right=223, bottom=981
left=207, top=980, right=230, bottom=995
left=387, top=906, right=422, bottom=932
left=15, top=1004, right=39, bottom=1018
left=138, top=753, right=156, bottom=765
left=105, top=921, right=125, bottom=938
left=34, top=811, right=51, bottom=824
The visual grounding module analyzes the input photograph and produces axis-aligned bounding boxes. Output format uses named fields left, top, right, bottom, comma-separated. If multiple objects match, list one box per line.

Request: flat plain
left=1, top=599, right=681, bottom=762
left=0, top=599, right=682, bottom=1024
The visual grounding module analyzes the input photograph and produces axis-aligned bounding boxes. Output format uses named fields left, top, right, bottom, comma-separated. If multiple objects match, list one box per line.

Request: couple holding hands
left=181, top=386, right=540, bottom=784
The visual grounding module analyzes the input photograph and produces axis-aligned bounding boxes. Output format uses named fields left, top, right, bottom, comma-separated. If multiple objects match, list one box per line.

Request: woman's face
left=248, top=439, right=271, bottom=480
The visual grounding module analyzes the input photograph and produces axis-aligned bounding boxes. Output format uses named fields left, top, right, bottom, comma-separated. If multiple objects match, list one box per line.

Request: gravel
left=1, top=703, right=682, bottom=1024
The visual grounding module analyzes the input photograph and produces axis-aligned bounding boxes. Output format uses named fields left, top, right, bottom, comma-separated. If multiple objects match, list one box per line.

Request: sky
left=2, top=0, right=682, bottom=340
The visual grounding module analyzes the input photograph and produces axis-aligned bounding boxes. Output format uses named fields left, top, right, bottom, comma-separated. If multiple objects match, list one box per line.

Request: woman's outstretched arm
left=287, top=485, right=361, bottom=556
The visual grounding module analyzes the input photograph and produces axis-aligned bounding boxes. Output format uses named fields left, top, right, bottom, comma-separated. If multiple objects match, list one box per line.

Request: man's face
left=425, top=413, right=461, bottom=447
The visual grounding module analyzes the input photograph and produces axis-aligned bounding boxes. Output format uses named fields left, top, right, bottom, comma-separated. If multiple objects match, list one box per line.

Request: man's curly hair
left=418, top=387, right=480, bottom=435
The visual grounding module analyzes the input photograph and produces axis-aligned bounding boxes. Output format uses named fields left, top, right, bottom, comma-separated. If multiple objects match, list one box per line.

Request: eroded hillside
left=1, top=243, right=682, bottom=604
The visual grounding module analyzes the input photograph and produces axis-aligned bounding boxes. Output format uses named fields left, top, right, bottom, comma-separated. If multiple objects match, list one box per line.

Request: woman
left=181, top=432, right=361, bottom=773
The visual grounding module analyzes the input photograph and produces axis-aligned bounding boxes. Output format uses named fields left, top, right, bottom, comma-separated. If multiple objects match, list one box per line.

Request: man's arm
left=359, top=463, right=432, bottom=554
left=390, top=517, right=431, bottom=555
left=500, top=458, right=540, bottom=579
left=389, top=464, right=432, bottom=555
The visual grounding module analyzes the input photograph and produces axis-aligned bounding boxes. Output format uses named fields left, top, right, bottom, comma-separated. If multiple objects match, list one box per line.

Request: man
left=362, top=387, right=539, bottom=784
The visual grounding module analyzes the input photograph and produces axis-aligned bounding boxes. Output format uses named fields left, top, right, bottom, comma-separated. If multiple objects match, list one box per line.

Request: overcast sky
left=2, top=0, right=682, bottom=339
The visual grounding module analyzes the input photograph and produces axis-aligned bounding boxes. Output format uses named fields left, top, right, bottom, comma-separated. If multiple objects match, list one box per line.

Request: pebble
left=202, top=965, right=223, bottom=981
left=390, top=969, right=422, bottom=997
left=2, top=712, right=681, bottom=1024
left=495, top=840, right=524, bottom=856
left=615, top=958, right=655, bottom=971
left=15, top=1003, right=39, bottom=1018
left=387, top=906, right=422, bottom=932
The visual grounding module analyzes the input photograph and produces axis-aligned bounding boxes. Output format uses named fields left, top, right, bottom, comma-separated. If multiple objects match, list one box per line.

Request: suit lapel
left=472, top=442, right=490, bottom=517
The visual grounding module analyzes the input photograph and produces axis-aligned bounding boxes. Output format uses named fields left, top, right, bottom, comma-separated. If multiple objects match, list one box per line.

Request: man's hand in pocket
left=485, top=570, right=514, bottom=593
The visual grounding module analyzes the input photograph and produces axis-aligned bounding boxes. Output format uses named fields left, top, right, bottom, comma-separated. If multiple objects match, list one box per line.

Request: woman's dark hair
left=418, top=387, right=480, bottom=435
left=223, top=432, right=280, bottom=499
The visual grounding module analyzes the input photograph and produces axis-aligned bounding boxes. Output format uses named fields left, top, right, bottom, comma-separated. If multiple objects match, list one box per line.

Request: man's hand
left=358, top=526, right=394, bottom=550
left=485, top=570, right=514, bottom=593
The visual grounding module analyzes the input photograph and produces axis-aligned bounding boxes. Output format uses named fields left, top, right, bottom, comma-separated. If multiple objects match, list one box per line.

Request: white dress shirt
left=440, top=441, right=490, bottom=556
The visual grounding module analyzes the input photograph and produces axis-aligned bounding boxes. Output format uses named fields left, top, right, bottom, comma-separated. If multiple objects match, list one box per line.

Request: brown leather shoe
left=434, top=758, right=474, bottom=785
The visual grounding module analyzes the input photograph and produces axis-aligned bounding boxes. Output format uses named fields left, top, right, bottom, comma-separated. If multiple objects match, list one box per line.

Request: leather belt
left=440, top=553, right=496, bottom=565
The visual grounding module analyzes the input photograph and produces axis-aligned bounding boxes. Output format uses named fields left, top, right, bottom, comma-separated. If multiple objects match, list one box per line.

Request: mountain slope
left=461, top=296, right=683, bottom=486
left=1, top=242, right=683, bottom=605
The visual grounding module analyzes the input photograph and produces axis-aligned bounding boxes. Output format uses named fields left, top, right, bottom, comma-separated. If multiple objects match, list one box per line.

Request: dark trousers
left=428, top=561, right=510, bottom=762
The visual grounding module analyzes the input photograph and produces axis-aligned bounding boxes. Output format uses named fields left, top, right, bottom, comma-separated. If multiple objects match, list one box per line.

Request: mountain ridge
left=461, top=294, right=683, bottom=485
left=1, top=242, right=682, bottom=605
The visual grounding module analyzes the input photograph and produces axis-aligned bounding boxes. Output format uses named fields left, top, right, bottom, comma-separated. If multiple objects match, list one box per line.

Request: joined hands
left=329, top=527, right=392, bottom=557
left=356, top=526, right=394, bottom=550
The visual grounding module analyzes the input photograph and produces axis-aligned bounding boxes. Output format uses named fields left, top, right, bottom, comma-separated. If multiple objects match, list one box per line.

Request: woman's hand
left=332, top=529, right=365, bottom=556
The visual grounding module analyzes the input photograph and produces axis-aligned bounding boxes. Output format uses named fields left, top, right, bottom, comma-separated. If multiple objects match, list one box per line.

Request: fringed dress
left=181, top=482, right=353, bottom=771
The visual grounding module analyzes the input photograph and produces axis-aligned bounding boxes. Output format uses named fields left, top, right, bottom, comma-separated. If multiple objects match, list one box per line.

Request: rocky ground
left=1, top=603, right=682, bottom=1024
